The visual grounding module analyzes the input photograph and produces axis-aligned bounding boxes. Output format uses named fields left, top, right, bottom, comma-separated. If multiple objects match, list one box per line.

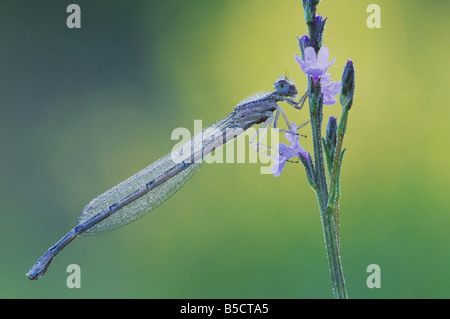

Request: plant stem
left=310, top=106, right=328, bottom=207
left=309, top=83, right=348, bottom=299
left=321, top=206, right=347, bottom=298
left=324, top=134, right=347, bottom=298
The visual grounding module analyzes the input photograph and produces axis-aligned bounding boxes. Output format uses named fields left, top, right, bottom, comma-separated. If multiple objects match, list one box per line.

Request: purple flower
left=321, top=73, right=341, bottom=105
left=271, top=155, right=288, bottom=178
left=272, top=122, right=309, bottom=177
left=295, top=46, right=336, bottom=83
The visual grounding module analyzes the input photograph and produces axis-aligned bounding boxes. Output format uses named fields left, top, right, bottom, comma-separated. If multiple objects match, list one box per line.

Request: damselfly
left=26, top=78, right=306, bottom=280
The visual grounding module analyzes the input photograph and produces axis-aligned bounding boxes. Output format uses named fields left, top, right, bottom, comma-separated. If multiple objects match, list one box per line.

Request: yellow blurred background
left=0, top=0, right=448, bottom=298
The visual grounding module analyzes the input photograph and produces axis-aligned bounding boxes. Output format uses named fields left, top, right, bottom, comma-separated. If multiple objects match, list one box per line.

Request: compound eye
left=274, top=79, right=290, bottom=94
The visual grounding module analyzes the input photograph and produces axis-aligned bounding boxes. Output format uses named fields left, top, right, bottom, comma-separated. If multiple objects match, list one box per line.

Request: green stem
left=325, top=107, right=350, bottom=299
left=310, top=106, right=328, bottom=208
left=322, top=205, right=347, bottom=298
left=329, top=132, right=344, bottom=195
left=309, top=83, right=347, bottom=299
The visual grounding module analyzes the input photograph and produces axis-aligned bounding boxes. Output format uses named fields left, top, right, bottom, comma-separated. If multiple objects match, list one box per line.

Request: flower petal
left=307, top=67, right=326, bottom=78
left=303, top=47, right=317, bottom=66
left=271, top=121, right=309, bottom=177
left=325, top=57, right=336, bottom=72
left=323, top=78, right=342, bottom=105
left=317, top=46, right=330, bottom=68
left=272, top=155, right=287, bottom=177
left=295, top=54, right=308, bottom=73
left=323, top=94, right=337, bottom=105
left=321, top=73, right=332, bottom=86
left=290, top=121, right=298, bottom=132
left=278, top=143, right=297, bottom=159
left=328, top=81, right=342, bottom=95
left=296, top=46, right=336, bottom=83
left=284, top=121, right=299, bottom=146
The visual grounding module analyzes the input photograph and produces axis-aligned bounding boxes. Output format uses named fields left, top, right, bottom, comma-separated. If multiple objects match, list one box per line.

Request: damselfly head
left=274, top=78, right=298, bottom=97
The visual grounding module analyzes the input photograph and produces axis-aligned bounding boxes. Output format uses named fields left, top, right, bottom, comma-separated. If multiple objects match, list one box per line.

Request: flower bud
left=299, top=151, right=317, bottom=191
left=309, top=15, right=327, bottom=50
left=326, top=115, right=337, bottom=148
left=323, top=116, right=337, bottom=174
left=339, top=60, right=355, bottom=110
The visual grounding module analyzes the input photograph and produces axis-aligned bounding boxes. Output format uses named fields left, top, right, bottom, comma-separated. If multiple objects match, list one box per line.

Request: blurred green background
left=1, top=0, right=448, bottom=298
